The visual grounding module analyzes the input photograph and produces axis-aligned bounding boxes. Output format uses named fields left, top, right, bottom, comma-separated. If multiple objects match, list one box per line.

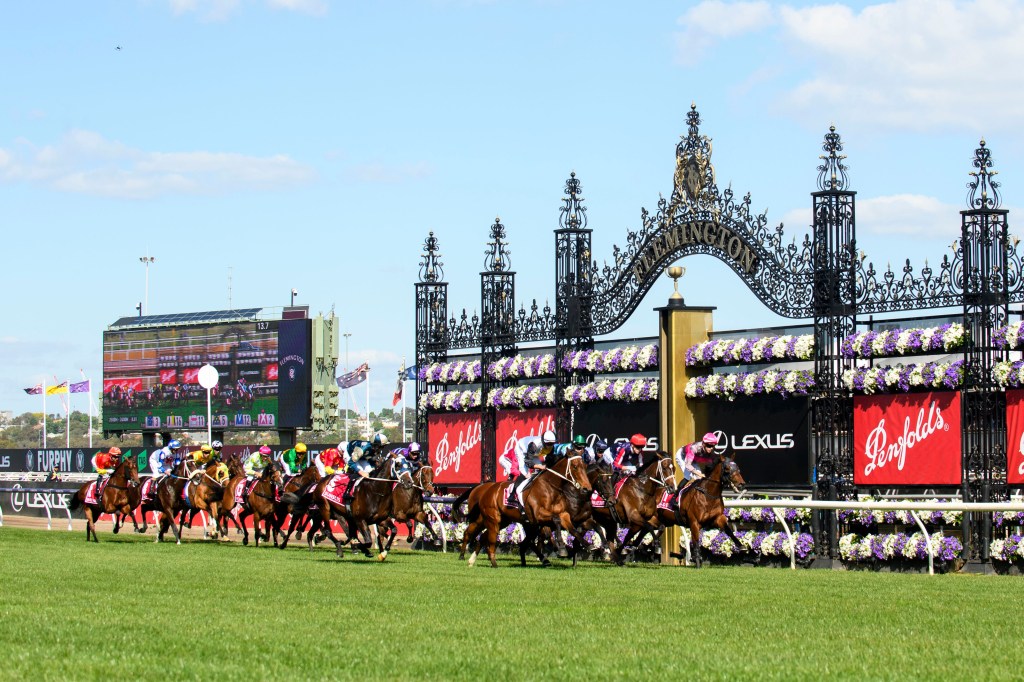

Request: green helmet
left=572, top=434, right=586, bottom=447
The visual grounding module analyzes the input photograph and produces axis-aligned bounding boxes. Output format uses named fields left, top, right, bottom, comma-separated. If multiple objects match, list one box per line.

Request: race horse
left=590, top=451, right=676, bottom=564
left=274, top=465, right=323, bottom=550
left=286, top=454, right=408, bottom=559
left=375, top=464, right=437, bottom=555
left=454, top=453, right=592, bottom=568
left=180, top=461, right=232, bottom=539
left=68, top=457, right=141, bottom=542
left=552, top=461, right=619, bottom=565
left=236, top=460, right=286, bottom=547
left=216, top=454, right=249, bottom=538
left=656, top=452, right=747, bottom=568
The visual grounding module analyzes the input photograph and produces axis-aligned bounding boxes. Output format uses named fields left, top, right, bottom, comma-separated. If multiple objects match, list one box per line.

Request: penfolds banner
left=103, top=378, right=143, bottom=393
left=159, top=369, right=178, bottom=384
left=853, top=391, right=961, bottom=486
left=1005, top=390, right=1024, bottom=485
left=495, top=409, right=557, bottom=475
left=428, top=412, right=482, bottom=485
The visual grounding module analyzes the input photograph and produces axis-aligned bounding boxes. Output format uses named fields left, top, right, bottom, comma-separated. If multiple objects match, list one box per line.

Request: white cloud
left=344, top=161, right=435, bottom=184
left=781, top=193, right=959, bottom=238
left=0, top=130, right=314, bottom=199
left=675, top=0, right=1024, bottom=132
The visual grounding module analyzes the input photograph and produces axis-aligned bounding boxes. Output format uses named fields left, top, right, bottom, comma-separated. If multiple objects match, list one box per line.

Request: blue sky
left=3, top=0, right=1024, bottom=417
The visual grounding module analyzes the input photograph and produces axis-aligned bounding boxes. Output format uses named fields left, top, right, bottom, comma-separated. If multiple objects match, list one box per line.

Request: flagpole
left=365, top=367, right=370, bottom=439
left=42, top=381, right=47, bottom=449
left=401, top=357, right=407, bottom=442
left=81, top=370, right=93, bottom=448
left=65, top=378, right=70, bottom=448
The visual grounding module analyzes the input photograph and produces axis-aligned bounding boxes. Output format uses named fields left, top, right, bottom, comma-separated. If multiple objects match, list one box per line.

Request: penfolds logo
left=863, top=401, right=948, bottom=477
left=435, top=421, right=481, bottom=474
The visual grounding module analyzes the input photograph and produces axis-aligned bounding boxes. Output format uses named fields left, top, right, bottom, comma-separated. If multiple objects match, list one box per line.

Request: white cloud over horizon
left=780, top=193, right=961, bottom=238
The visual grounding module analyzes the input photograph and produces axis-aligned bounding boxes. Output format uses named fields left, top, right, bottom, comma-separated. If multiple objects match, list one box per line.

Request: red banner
left=159, top=369, right=178, bottom=384
left=853, top=391, right=961, bottom=486
left=182, top=367, right=200, bottom=384
left=102, top=378, right=143, bottom=393
left=495, top=408, right=557, bottom=474
left=265, top=363, right=279, bottom=381
left=1006, top=390, right=1024, bottom=485
left=428, top=412, right=482, bottom=484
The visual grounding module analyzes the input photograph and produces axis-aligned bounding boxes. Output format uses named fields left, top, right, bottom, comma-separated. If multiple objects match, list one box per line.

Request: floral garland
left=994, top=321, right=1024, bottom=350
left=838, top=500, right=962, bottom=527
left=418, top=360, right=482, bottom=384
left=417, top=389, right=481, bottom=412
left=840, top=323, right=966, bottom=359
left=993, top=361, right=1024, bottom=389
left=838, top=532, right=963, bottom=562
left=841, top=360, right=964, bottom=394
left=685, top=335, right=814, bottom=367
left=487, top=354, right=556, bottom=380
left=684, top=369, right=815, bottom=400
left=564, top=378, right=659, bottom=405
left=993, top=511, right=1024, bottom=527
left=486, top=385, right=557, bottom=410
left=562, top=344, right=659, bottom=374
left=990, top=535, right=1024, bottom=563
left=728, top=503, right=811, bottom=525
left=697, top=529, right=815, bottom=560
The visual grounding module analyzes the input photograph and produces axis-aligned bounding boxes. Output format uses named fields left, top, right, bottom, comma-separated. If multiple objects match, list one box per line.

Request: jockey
left=244, top=445, right=273, bottom=478
left=675, top=432, right=719, bottom=488
left=149, top=439, right=183, bottom=480
left=512, top=430, right=555, bottom=513
left=210, top=440, right=223, bottom=461
left=589, top=439, right=613, bottom=467
left=404, top=441, right=425, bottom=471
left=192, top=443, right=215, bottom=466
left=612, top=434, right=648, bottom=476
left=92, top=447, right=122, bottom=489
left=315, top=447, right=345, bottom=477
left=280, top=442, right=308, bottom=476
left=499, top=434, right=540, bottom=480
left=343, top=448, right=376, bottom=502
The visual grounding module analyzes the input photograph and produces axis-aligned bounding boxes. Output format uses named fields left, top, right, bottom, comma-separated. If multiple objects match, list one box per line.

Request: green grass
left=0, top=526, right=1021, bottom=681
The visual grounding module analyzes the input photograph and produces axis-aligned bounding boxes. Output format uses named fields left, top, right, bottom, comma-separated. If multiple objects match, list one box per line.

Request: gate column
left=657, top=277, right=714, bottom=565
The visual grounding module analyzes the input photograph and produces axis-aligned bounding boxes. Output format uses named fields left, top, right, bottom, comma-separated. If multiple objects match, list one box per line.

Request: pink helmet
left=258, top=445, right=272, bottom=456
left=702, top=432, right=719, bottom=447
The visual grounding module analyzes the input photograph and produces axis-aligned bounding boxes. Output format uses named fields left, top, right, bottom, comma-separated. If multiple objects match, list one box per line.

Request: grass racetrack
left=1, top=526, right=1022, bottom=681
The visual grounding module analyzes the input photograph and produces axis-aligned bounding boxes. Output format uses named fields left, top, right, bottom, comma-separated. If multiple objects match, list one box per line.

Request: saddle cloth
left=84, top=480, right=106, bottom=505
left=322, top=474, right=350, bottom=506
left=141, top=478, right=157, bottom=502
left=590, top=478, right=628, bottom=508
left=181, top=482, right=192, bottom=507
left=657, top=489, right=683, bottom=511
left=503, top=484, right=517, bottom=508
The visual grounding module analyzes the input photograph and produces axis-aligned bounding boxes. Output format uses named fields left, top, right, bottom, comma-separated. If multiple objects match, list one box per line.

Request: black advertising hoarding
left=705, top=395, right=811, bottom=486
left=276, top=319, right=312, bottom=428
left=574, top=401, right=660, bottom=453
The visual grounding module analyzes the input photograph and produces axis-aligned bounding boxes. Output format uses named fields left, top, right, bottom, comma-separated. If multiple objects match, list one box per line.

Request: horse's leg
left=238, top=509, right=251, bottom=546
left=484, top=516, right=500, bottom=568
left=715, top=513, right=747, bottom=553
left=416, top=511, right=441, bottom=545
left=689, top=520, right=703, bottom=568
left=84, top=505, right=96, bottom=542
left=167, top=506, right=183, bottom=545
left=460, top=517, right=484, bottom=561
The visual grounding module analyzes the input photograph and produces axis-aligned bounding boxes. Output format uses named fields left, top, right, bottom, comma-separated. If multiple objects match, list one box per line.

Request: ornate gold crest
left=674, top=149, right=708, bottom=204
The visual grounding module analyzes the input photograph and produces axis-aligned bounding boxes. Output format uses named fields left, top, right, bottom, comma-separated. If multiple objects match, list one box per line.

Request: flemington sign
left=631, top=219, right=759, bottom=284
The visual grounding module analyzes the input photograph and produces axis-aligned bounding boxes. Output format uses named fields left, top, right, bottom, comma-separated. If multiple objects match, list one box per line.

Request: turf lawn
left=0, top=526, right=1021, bottom=681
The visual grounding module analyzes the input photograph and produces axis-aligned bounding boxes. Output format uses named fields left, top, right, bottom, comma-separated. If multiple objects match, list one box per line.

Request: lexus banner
left=428, top=412, right=482, bottom=485
left=1006, top=390, right=1024, bottom=485
left=853, top=391, right=961, bottom=486
left=495, top=409, right=556, bottom=475
left=705, top=396, right=811, bottom=486
left=574, top=401, right=660, bottom=454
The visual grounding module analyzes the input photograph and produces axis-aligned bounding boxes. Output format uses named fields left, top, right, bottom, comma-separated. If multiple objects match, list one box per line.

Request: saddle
left=85, top=480, right=107, bottom=505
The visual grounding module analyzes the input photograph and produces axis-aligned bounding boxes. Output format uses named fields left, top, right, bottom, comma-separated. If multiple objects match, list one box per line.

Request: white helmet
left=542, top=430, right=556, bottom=444
left=373, top=432, right=389, bottom=446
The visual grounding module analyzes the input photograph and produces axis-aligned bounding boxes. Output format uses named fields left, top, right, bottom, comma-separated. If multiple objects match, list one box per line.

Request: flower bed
left=562, top=344, right=659, bottom=374
left=564, top=378, right=659, bottom=405
left=994, top=321, right=1024, bottom=350
left=694, top=529, right=815, bottom=563
left=993, top=361, right=1024, bottom=389
left=486, top=385, right=557, bottom=409
left=838, top=500, right=963, bottom=528
left=841, top=360, right=964, bottom=394
left=417, top=389, right=481, bottom=412
left=838, top=532, right=962, bottom=564
left=684, top=369, right=814, bottom=400
left=685, top=335, right=814, bottom=367
left=488, top=354, right=556, bottom=380
left=990, top=535, right=1024, bottom=563
left=727, top=503, right=811, bottom=526
left=993, top=511, right=1024, bottom=528
left=419, top=360, right=482, bottom=384
left=840, top=323, right=966, bottom=360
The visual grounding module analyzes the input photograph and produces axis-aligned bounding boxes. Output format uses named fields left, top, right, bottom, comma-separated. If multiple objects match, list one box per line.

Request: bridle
left=541, top=455, right=584, bottom=490
left=648, top=457, right=676, bottom=488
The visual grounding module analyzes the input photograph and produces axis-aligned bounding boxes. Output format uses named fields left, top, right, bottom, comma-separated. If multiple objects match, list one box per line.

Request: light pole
left=290, top=288, right=298, bottom=306
left=139, top=255, right=155, bottom=315
left=343, top=332, right=352, bottom=441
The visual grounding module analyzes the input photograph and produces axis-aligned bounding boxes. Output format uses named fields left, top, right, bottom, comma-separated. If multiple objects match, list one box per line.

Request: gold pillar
left=658, top=300, right=715, bottom=565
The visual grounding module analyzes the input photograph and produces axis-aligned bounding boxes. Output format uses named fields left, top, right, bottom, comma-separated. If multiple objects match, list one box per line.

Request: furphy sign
left=1005, top=390, right=1024, bottom=485
left=429, top=412, right=482, bottom=484
left=853, top=392, right=961, bottom=486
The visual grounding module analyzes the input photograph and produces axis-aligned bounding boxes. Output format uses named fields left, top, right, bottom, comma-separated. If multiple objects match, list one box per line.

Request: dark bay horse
left=454, top=453, right=592, bottom=568
left=591, top=452, right=676, bottom=564
left=181, top=461, right=232, bottom=539
left=236, top=461, right=286, bottom=547
left=216, top=455, right=248, bottom=538
left=153, top=461, right=194, bottom=544
left=69, top=457, right=141, bottom=542
left=275, top=465, right=323, bottom=549
left=376, top=464, right=437, bottom=556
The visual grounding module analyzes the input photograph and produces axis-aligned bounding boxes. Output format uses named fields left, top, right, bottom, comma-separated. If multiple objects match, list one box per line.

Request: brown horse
left=216, top=454, right=248, bottom=538
left=454, top=453, right=592, bottom=568
left=590, top=452, right=676, bottom=564
left=68, top=457, right=141, bottom=542
left=180, top=461, right=232, bottom=539
left=376, top=464, right=437, bottom=555
left=153, top=461, right=194, bottom=544
left=236, top=460, right=286, bottom=547
left=659, top=453, right=747, bottom=568
left=275, top=465, right=323, bottom=549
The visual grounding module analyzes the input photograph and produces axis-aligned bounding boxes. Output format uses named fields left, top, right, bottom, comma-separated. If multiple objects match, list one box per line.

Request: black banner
left=705, top=395, right=811, bottom=486
left=573, top=401, right=660, bottom=453
left=277, top=318, right=311, bottom=428
left=0, top=480, right=77, bottom=520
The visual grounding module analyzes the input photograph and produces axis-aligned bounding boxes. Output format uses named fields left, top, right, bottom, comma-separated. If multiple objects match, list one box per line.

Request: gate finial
left=967, top=139, right=1001, bottom=210
left=418, top=231, right=444, bottom=282
left=484, top=217, right=511, bottom=272
left=559, top=171, right=588, bottom=230
left=816, top=125, right=849, bottom=191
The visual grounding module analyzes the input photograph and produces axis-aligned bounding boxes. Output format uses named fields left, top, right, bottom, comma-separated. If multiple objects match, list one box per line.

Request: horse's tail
left=68, top=489, right=82, bottom=511
left=281, top=489, right=312, bottom=515
left=450, top=487, right=475, bottom=522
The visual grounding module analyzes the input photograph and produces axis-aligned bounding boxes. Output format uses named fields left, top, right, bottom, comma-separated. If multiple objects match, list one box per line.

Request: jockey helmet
left=295, top=442, right=307, bottom=453
left=373, top=433, right=389, bottom=446
left=409, top=441, right=422, bottom=454
left=572, top=434, right=586, bottom=449
left=542, top=430, right=556, bottom=444
left=211, top=440, right=223, bottom=450
left=629, top=433, right=647, bottom=448
left=168, top=439, right=181, bottom=450
left=108, top=446, right=122, bottom=456
left=200, top=443, right=212, bottom=453
left=702, top=432, right=719, bottom=447
left=322, top=447, right=339, bottom=459
left=258, top=445, right=272, bottom=457
left=594, top=439, right=609, bottom=453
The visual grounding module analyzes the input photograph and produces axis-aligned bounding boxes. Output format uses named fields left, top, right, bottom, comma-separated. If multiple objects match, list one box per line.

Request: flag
left=392, top=362, right=406, bottom=406
left=403, top=365, right=418, bottom=380
left=24, top=384, right=42, bottom=395
left=46, top=381, right=68, bottom=395
left=70, top=380, right=91, bottom=394
left=336, top=363, right=369, bottom=389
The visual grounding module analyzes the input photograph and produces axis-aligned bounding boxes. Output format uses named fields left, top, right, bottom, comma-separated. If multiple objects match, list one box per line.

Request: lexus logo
left=713, top=430, right=795, bottom=454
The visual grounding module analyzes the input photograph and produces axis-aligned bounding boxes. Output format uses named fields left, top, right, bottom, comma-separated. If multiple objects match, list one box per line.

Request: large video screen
left=102, top=319, right=309, bottom=432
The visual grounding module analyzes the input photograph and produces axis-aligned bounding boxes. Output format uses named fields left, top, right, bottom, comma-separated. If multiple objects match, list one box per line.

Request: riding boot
left=343, top=477, right=355, bottom=502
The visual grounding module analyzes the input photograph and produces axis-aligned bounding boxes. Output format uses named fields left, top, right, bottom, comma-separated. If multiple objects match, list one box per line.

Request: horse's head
left=209, top=462, right=230, bottom=486
left=560, top=454, right=591, bottom=493
left=588, top=462, right=615, bottom=502
left=720, top=453, right=746, bottom=493
left=417, top=465, right=435, bottom=495
left=227, top=454, right=245, bottom=478
left=652, top=450, right=677, bottom=489
left=120, top=456, right=140, bottom=487
left=263, top=460, right=284, bottom=486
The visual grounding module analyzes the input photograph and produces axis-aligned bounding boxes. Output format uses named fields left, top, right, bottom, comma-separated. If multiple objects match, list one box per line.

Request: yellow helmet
left=201, top=443, right=212, bottom=453
left=296, top=443, right=307, bottom=453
